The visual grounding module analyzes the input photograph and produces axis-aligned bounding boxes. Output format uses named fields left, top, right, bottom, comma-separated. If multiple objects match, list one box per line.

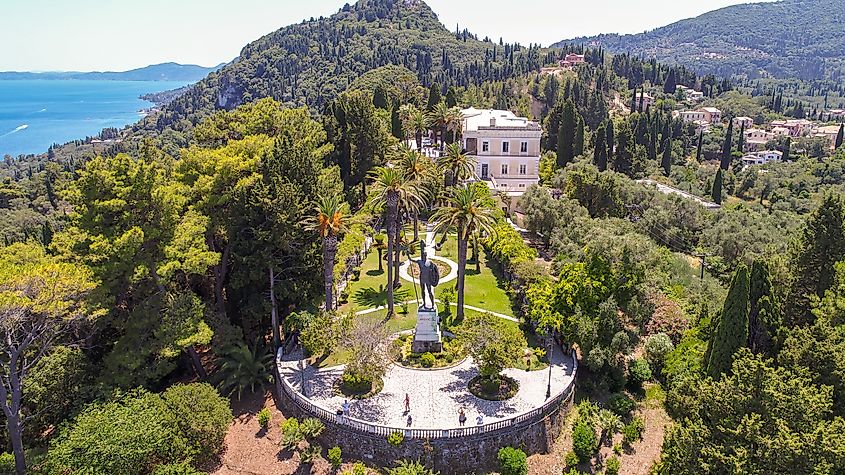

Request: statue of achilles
left=413, top=239, right=440, bottom=309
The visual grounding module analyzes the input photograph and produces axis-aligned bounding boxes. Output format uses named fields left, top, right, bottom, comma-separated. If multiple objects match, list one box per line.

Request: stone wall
left=273, top=372, right=575, bottom=474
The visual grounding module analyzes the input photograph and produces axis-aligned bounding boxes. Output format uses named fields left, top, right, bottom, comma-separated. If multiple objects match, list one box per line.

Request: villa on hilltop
left=461, top=107, right=542, bottom=196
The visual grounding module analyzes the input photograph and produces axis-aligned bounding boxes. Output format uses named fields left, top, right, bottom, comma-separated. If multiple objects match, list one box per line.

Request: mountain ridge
left=0, top=62, right=226, bottom=82
left=554, top=0, right=845, bottom=81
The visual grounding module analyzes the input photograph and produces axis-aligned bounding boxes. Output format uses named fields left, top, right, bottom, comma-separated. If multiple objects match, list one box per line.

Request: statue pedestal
left=412, top=305, right=442, bottom=353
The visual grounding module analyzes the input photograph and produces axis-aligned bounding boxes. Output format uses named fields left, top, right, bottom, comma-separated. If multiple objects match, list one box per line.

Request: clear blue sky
left=1, top=0, right=763, bottom=72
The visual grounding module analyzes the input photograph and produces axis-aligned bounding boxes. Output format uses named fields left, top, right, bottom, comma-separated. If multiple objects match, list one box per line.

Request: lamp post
left=545, top=334, right=553, bottom=399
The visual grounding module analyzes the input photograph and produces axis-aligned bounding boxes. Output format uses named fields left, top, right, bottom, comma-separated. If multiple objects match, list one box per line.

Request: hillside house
left=461, top=108, right=542, bottom=196
left=733, top=116, right=754, bottom=129
left=770, top=119, right=813, bottom=137
left=741, top=149, right=783, bottom=166
left=744, top=128, right=775, bottom=151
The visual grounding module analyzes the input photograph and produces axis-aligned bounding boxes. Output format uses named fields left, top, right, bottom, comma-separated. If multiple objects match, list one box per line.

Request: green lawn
left=340, top=232, right=515, bottom=317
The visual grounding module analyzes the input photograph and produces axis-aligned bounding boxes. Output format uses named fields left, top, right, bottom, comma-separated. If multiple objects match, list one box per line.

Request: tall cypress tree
left=836, top=124, right=844, bottom=149
left=574, top=116, right=585, bottom=157
left=748, top=260, right=780, bottom=356
left=706, top=264, right=750, bottom=379
left=695, top=130, right=704, bottom=161
left=427, top=83, right=442, bottom=111
left=557, top=99, right=577, bottom=168
left=737, top=123, right=746, bottom=154
left=663, top=68, right=677, bottom=94
left=661, top=137, right=672, bottom=177
left=594, top=122, right=608, bottom=172
left=606, top=119, right=615, bottom=164
left=613, top=121, right=633, bottom=176
left=720, top=119, right=734, bottom=170
left=711, top=168, right=723, bottom=204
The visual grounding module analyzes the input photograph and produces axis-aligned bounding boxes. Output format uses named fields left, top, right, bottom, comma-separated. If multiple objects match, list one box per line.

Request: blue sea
left=0, top=79, right=191, bottom=157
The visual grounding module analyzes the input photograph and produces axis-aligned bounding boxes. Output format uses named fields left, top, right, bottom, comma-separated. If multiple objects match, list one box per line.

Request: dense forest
left=558, top=0, right=845, bottom=82
left=2, top=0, right=845, bottom=474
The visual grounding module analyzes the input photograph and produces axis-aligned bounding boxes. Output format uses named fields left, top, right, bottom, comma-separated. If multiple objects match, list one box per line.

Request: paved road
left=277, top=343, right=575, bottom=430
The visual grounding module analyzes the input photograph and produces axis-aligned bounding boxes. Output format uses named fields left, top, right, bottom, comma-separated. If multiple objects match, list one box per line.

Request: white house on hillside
left=461, top=108, right=542, bottom=196
left=741, top=150, right=783, bottom=166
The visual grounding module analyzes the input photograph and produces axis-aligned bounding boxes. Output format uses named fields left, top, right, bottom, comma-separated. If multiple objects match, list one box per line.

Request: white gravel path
left=277, top=343, right=576, bottom=430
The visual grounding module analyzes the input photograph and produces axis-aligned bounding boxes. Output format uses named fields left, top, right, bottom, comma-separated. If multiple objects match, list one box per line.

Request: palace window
left=502, top=141, right=510, bottom=153
left=501, top=164, right=509, bottom=175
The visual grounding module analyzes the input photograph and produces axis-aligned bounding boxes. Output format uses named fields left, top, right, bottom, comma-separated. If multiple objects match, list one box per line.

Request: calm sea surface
left=0, top=79, right=190, bottom=157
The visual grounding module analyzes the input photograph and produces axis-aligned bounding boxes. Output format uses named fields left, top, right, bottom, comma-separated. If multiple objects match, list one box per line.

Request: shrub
left=563, top=451, right=579, bottom=468
left=605, top=456, right=621, bottom=475
left=644, top=333, right=675, bottom=373
left=607, top=393, right=636, bottom=417
left=161, top=383, right=232, bottom=464
left=281, top=418, right=301, bottom=450
left=0, top=453, right=14, bottom=473
left=352, top=461, right=367, bottom=475
left=300, top=444, right=322, bottom=464
left=300, top=418, right=325, bottom=439
left=257, top=407, right=271, bottom=429
left=420, top=352, right=436, bottom=368
left=328, top=446, right=342, bottom=468
left=622, top=417, right=645, bottom=445
left=571, top=420, right=598, bottom=463
left=613, top=443, right=622, bottom=455
left=388, top=459, right=437, bottom=475
left=387, top=431, right=404, bottom=446
left=497, top=447, right=528, bottom=475
left=627, top=359, right=653, bottom=389
left=341, top=371, right=373, bottom=394
left=152, top=461, right=204, bottom=475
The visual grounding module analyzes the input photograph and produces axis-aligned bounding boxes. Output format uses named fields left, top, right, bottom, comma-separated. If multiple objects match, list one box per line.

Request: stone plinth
left=412, top=306, right=442, bottom=353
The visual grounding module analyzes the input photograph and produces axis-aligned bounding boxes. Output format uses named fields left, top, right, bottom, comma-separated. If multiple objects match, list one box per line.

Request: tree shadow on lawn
left=353, top=285, right=410, bottom=309
left=366, top=269, right=385, bottom=277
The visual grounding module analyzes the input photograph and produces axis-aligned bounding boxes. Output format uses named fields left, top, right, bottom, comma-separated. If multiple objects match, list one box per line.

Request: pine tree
left=574, top=116, right=585, bottom=157
left=695, top=130, right=704, bottom=161
left=445, top=87, right=458, bottom=108
left=557, top=99, right=577, bottom=168
left=661, top=137, right=672, bottom=177
left=720, top=119, right=734, bottom=170
left=706, top=264, right=750, bottom=379
left=373, top=84, right=389, bottom=110
left=594, top=122, right=608, bottom=172
left=789, top=194, right=845, bottom=326
left=836, top=124, right=844, bottom=149
left=748, top=260, right=780, bottom=356
left=711, top=168, right=723, bottom=205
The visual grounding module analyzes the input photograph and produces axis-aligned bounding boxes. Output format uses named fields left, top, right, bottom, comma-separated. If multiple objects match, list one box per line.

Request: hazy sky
left=1, top=0, right=763, bottom=72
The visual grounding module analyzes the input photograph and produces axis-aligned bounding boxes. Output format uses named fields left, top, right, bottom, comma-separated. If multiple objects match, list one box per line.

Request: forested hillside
left=556, top=0, right=845, bottom=82
left=148, top=0, right=552, bottom=132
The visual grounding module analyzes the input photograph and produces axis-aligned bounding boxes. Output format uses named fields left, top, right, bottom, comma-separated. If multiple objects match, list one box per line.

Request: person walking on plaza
left=406, top=413, right=413, bottom=427
left=342, top=399, right=350, bottom=417
left=404, top=393, right=410, bottom=413
left=476, top=414, right=483, bottom=425
left=459, top=407, right=466, bottom=426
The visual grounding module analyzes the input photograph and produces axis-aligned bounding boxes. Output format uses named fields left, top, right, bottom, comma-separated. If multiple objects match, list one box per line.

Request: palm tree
left=431, top=183, right=497, bottom=320
left=398, top=104, right=416, bottom=143
left=303, top=194, right=351, bottom=311
left=396, top=145, right=437, bottom=241
left=370, top=167, right=421, bottom=316
left=444, top=106, right=463, bottom=145
left=410, top=108, right=429, bottom=150
left=215, top=340, right=273, bottom=400
left=438, top=143, right=477, bottom=187
left=428, top=102, right=450, bottom=148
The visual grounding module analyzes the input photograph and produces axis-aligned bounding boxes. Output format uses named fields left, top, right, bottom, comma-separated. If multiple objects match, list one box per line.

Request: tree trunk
left=377, top=248, right=384, bottom=271
left=416, top=132, right=422, bottom=150
left=457, top=230, right=468, bottom=321
left=187, top=346, right=207, bottom=379
left=6, top=414, right=25, bottom=475
left=324, top=235, right=338, bottom=311
left=386, top=192, right=398, bottom=316
left=269, top=265, right=281, bottom=349
left=413, top=213, right=419, bottom=242
left=213, top=240, right=231, bottom=314
left=473, top=234, right=481, bottom=273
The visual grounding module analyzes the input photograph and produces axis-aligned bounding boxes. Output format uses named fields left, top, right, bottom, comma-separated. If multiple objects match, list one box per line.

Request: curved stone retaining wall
left=273, top=349, right=577, bottom=474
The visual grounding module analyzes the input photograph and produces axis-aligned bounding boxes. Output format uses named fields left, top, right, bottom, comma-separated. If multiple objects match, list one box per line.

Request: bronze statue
left=413, top=239, right=440, bottom=309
